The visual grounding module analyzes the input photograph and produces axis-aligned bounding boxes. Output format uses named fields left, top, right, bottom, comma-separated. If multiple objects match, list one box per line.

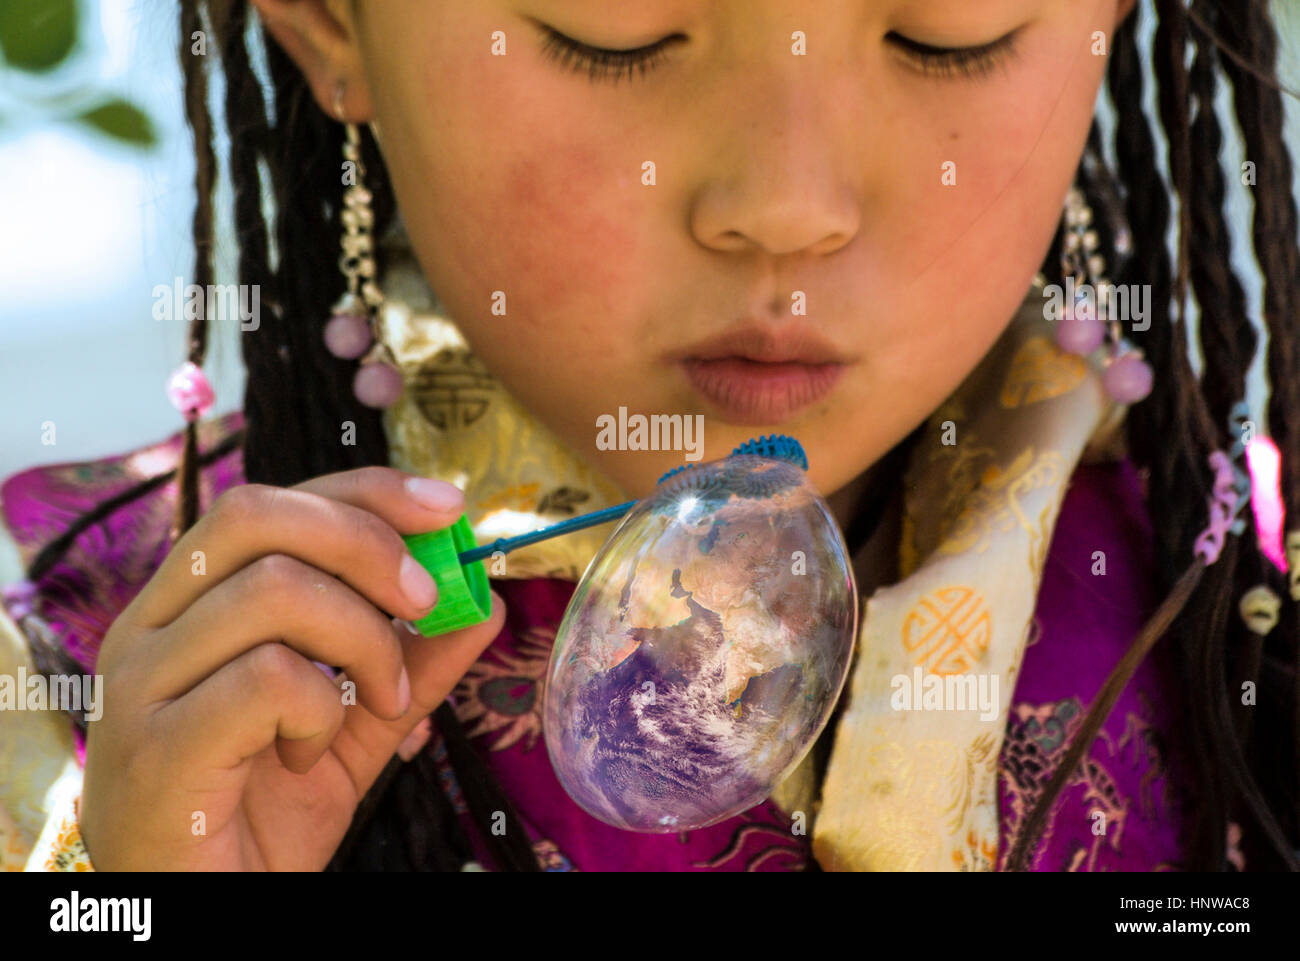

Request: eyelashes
left=536, top=24, right=1021, bottom=85
left=536, top=26, right=686, bottom=84
left=884, top=30, right=1020, bottom=80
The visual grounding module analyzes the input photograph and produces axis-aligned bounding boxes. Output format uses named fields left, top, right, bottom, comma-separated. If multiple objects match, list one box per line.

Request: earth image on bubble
left=542, top=452, right=858, bottom=832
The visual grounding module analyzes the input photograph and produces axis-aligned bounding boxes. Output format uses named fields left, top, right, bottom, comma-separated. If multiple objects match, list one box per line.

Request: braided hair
left=17, top=0, right=1300, bottom=871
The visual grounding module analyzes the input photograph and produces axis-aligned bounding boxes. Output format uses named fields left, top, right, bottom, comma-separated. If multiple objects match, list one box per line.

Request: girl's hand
left=79, top=467, right=504, bottom=871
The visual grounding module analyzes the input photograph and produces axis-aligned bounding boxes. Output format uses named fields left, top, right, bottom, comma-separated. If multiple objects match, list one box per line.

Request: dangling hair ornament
left=1052, top=185, right=1153, bottom=404
left=1194, top=401, right=1255, bottom=567
left=323, top=81, right=403, bottom=408
left=165, top=361, right=215, bottom=422
left=1239, top=585, right=1281, bottom=637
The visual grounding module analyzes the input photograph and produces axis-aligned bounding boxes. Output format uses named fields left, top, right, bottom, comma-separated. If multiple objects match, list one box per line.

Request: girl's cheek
left=443, top=129, right=646, bottom=348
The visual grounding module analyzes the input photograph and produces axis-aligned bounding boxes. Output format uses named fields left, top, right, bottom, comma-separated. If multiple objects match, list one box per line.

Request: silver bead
left=331, top=291, right=365, bottom=314
left=341, top=234, right=374, bottom=259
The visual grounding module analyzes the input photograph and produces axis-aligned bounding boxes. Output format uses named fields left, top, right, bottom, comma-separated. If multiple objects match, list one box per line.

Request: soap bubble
left=542, top=452, right=857, bottom=832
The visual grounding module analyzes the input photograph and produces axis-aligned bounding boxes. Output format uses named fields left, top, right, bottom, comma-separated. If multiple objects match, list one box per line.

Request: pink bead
left=353, top=361, right=403, bottom=408
left=1055, top=308, right=1105, bottom=355
left=2, top=579, right=37, bottom=620
left=324, top=312, right=372, bottom=359
left=166, top=361, right=215, bottom=421
left=1101, top=352, right=1153, bottom=404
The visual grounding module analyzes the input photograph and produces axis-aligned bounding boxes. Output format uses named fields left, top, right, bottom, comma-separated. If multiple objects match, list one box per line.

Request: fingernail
left=397, top=666, right=411, bottom=714
left=404, top=476, right=463, bottom=513
left=400, top=554, right=438, bottom=611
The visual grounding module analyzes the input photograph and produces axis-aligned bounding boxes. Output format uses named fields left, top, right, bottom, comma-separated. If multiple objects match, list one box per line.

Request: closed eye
left=885, top=29, right=1021, bottom=80
left=536, top=24, right=687, bottom=84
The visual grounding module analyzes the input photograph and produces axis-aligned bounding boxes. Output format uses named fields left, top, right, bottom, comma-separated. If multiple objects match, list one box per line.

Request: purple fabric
left=434, top=459, right=1188, bottom=871
left=996, top=458, right=1189, bottom=870
left=0, top=412, right=246, bottom=764
left=0, top=414, right=1189, bottom=870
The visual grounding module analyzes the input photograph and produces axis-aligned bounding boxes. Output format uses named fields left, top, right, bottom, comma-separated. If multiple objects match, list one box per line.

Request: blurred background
left=0, top=1, right=1299, bottom=585
left=0, top=0, right=248, bottom=583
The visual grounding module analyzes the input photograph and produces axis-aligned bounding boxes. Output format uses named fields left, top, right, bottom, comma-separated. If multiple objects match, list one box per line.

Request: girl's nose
left=688, top=75, right=862, bottom=259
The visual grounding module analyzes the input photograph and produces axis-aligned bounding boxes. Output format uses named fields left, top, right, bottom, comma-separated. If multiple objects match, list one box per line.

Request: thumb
left=332, top=590, right=507, bottom=792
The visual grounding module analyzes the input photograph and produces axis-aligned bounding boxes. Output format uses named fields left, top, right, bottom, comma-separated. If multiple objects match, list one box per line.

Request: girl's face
left=261, top=0, right=1133, bottom=499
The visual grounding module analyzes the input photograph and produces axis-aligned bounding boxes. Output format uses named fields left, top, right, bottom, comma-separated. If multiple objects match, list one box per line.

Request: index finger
left=123, top=467, right=465, bottom=630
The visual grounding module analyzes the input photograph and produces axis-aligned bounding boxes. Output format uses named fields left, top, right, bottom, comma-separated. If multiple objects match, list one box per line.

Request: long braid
left=172, top=0, right=218, bottom=542
left=1186, top=0, right=1261, bottom=764
left=1109, top=8, right=1235, bottom=866
left=1152, top=0, right=1219, bottom=545
left=1104, top=17, right=1231, bottom=862
left=1187, top=1, right=1255, bottom=430
left=1215, top=0, right=1300, bottom=853
left=1108, top=11, right=1183, bottom=584
left=1151, top=0, right=1233, bottom=871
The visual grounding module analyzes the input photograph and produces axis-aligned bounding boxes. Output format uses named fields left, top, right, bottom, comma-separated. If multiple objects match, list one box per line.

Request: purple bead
left=1102, top=352, right=1154, bottom=403
left=1055, top=308, right=1105, bottom=355
left=324, top=312, right=372, bottom=359
left=165, top=361, right=215, bottom=421
left=353, top=361, right=403, bottom=408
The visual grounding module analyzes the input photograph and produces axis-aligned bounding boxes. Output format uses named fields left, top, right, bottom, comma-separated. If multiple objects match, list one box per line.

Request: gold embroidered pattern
left=901, top=586, right=992, bottom=675
left=410, top=349, right=497, bottom=430
left=44, top=795, right=93, bottom=872
left=938, top=447, right=1064, bottom=557
left=1000, top=336, right=1087, bottom=408
left=823, top=731, right=1000, bottom=870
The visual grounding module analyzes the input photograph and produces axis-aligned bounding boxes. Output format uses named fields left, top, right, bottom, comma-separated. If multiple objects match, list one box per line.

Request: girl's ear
left=248, top=0, right=373, bottom=122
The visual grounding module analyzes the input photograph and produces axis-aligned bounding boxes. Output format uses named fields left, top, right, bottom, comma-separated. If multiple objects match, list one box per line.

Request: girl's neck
left=825, top=432, right=916, bottom=598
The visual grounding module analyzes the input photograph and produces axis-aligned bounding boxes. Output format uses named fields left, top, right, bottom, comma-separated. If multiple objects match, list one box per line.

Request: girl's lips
left=681, top=356, right=845, bottom=425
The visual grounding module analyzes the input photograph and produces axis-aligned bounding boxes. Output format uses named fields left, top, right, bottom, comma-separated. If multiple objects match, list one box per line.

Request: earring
left=323, top=108, right=403, bottom=409
left=1053, top=185, right=1153, bottom=404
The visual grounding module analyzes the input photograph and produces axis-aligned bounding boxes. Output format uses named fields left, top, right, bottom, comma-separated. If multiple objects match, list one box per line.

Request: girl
left=2, top=0, right=1298, bottom=871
